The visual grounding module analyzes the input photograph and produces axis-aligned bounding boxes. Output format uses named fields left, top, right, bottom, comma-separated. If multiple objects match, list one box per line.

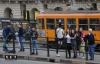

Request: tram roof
left=37, top=13, right=100, bottom=18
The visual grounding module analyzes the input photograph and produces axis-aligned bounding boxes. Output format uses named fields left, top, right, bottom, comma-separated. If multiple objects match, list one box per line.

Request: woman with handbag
left=79, top=27, right=85, bottom=58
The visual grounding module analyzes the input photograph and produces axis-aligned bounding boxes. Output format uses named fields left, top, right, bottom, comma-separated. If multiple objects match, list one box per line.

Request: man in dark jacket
left=17, top=24, right=25, bottom=52
left=3, top=22, right=13, bottom=52
left=3, top=22, right=13, bottom=40
left=85, top=28, right=96, bottom=60
left=30, top=27, right=38, bottom=55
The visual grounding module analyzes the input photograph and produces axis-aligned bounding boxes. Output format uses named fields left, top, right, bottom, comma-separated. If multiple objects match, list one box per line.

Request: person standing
left=17, top=24, right=25, bottom=52
left=75, top=28, right=81, bottom=57
left=65, top=29, right=71, bottom=58
left=70, top=29, right=77, bottom=58
left=56, top=24, right=64, bottom=57
left=79, top=27, right=85, bottom=58
left=85, top=28, right=95, bottom=60
left=2, top=22, right=13, bottom=52
left=15, top=22, right=20, bottom=48
left=30, top=27, right=38, bottom=55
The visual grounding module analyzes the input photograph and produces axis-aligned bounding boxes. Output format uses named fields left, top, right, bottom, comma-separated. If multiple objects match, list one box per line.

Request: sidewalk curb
left=0, top=40, right=29, bottom=43
left=0, top=54, right=99, bottom=64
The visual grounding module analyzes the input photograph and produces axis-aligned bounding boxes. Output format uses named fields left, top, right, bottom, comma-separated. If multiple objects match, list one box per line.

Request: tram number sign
left=5, top=55, right=17, bottom=60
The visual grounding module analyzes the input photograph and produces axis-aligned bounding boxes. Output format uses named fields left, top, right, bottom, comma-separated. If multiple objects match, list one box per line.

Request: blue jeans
left=56, top=38, right=63, bottom=54
left=72, top=43, right=77, bottom=57
left=32, top=40, right=38, bottom=53
left=88, top=44, right=96, bottom=60
left=19, top=37, right=24, bottom=50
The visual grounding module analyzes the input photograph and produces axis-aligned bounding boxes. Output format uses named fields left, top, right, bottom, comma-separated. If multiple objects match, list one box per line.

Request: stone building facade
left=0, top=0, right=100, bottom=19
left=0, top=0, right=100, bottom=30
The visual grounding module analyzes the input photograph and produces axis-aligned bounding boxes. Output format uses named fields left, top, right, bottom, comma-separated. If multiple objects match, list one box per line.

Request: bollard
left=65, top=38, right=68, bottom=58
left=85, top=40, right=88, bottom=61
left=30, top=37, right=32, bottom=55
left=13, top=36, right=16, bottom=54
left=47, top=37, right=50, bottom=57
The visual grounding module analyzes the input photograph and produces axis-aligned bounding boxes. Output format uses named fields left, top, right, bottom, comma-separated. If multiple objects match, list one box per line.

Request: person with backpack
left=30, top=27, right=38, bottom=55
left=16, top=24, right=25, bottom=52
left=56, top=24, right=64, bottom=57
left=3, top=22, right=14, bottom=52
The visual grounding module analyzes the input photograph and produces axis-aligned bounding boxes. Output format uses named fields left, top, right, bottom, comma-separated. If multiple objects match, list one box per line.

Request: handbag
left=80, top=43, right=85, bottom=53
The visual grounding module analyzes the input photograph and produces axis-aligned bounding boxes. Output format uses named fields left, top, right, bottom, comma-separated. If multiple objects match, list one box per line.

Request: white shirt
left=56, top=28, right=64, bottom=38
left=66, top=34, right=71, bottom=43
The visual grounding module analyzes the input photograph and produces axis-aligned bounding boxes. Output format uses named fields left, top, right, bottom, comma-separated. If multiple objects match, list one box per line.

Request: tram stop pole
left=13, top=36, right=16, bottom=54
left=23, top=10, right=32, bottom=55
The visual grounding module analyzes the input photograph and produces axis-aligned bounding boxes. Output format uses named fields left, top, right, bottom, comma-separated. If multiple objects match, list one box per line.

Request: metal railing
left=0, top=36, right=100, bottom=61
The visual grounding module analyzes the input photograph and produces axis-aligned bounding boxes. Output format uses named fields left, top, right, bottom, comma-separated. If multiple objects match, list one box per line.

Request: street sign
left=1, top=20, right=10, bottom=22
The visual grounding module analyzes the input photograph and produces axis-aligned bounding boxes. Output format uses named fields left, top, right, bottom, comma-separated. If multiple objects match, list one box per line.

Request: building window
left=66, top=4, right=70, bottom=6
left=78, top=19, right=88, bottom=30
left=43, top=4, right=48, bottom=9
left=56, top=18, right=64, bottom=29
left=92, top=3, right=97, bottom=10
left=90, top=19, right=100, bottom=30
left=67, top=19, right=76, bottom=29
left=21, top=4, right=26, bottom=16
left=46, top=19, right=54, bottom=29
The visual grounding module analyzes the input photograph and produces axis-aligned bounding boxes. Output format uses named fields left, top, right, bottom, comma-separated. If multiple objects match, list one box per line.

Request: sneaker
left=56, top=54, right=60, bottom=57
left=31, top=53, right=35, bottom=55
left=81, top=56, right=85, bottom=58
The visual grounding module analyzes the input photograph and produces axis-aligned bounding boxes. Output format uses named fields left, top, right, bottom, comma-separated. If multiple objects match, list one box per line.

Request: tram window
left=90, top=19, right=100, bottom=30
left=79, top=19, right=88, bottom=30
left=67, top=19, right=76, bottom=29
left=38, top=19, right=44, bottom=29
left=56, top=18, right=64, bottom=29
left=42, top=18, right=44, bottom=29
left=46, top=19, right=54, bottom=29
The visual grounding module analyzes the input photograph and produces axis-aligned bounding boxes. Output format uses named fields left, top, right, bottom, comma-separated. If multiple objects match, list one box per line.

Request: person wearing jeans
left=19, top=37, right=24, bottom=51
left=70, top=29, right=77, bottom=58
left=30, top=27, right=38, bottom=55
left=56, top=24, right=64, bottom=57
left=85, top=28, right=95, bottom=60
left=17, top=24, right=25, bottom=52
left=32, top=40, right=38, bottom=55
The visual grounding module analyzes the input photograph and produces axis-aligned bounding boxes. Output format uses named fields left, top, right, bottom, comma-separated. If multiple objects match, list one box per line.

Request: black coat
left=85, top=33, right=95, bottom=45
left=30, top=30, right=38, bottom=40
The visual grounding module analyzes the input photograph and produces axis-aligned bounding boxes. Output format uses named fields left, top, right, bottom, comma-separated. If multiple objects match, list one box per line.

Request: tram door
left=38, top=18, right=45, bottom=38
left=46, top=18, right=55, bottom=39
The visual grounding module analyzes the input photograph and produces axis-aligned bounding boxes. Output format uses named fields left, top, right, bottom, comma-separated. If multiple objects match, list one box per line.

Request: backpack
left=23, top=29, right=26, bottom=37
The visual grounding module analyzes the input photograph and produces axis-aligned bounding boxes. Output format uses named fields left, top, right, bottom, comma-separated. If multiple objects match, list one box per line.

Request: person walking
left=65, top=29, right=71, bottom=58
left=16, top=24, right=25, bottom=52
left=56, top=24, right=64, bottom=57
left=85, top=28, right=96, bottom=60
left=70, top=29, right=77, bottom=58
left=30, top=27, right=38, bottom=55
